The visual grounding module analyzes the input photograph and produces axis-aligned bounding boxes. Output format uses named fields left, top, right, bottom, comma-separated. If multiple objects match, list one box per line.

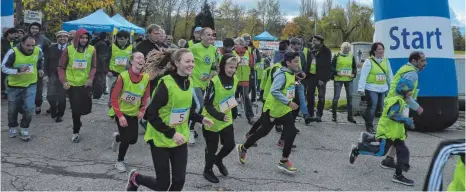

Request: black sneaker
left=35, top=107, right=41, bottom=115
left=380, top=157, right=396, bottom=169
left=392, top=174, right=414, bottom=186
left=203, top=169, right=219, bottom=183
left=366, top=126, right=376, bottom=134
left=247, top=119, right=256, bottom=125
left=55, top=116, right=63, bottom=123
left=46, top=109, right=52, bottom=114
left=315, top=116, right=322, bottom=122
left=305, top=118, right=312, bottom=125
left=275, top=125, right=283, bottom=133
left=348, top=118, right=357, bottom=124
left=126, top=169, right=139, bottom=191
left=332, top=114, right=337, bottom=122
left=349, top=144, right=359, bottom=164
left=215, top=161, right=229, bottom=176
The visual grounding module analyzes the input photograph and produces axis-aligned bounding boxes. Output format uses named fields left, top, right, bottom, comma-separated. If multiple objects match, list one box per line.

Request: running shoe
left=392, top=174, right=414, bottom=186
left=277, top=160, right=297, bottom=173
left=349, top=144, right=359, bottom=164
left=237, top=144, right=247, bottom=164
left=126, top=169, right=139, bottom=191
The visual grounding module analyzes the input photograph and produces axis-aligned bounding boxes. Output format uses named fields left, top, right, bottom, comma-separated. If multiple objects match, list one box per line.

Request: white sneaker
left=115, top=161, right=127, bottom=173
left=111, top=132, right=120, bottom=152
left=188, top=131, right=195, bottom=144
left=72, top=134, right=80, bottom=143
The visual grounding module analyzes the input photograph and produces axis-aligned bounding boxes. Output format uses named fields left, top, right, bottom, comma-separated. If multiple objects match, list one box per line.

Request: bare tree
left=232, top=4, right=245, bottom=37
left=300, top=0, right=317, bottom=18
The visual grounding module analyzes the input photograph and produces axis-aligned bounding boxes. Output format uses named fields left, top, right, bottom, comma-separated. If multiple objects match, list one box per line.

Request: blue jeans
left=364, top=90, right=386, bottom=128
left=332, top=81, right=353, bottom=116
left=7, top=84, right=37, bottom=128
left=297, top=84, right=309, bottom=118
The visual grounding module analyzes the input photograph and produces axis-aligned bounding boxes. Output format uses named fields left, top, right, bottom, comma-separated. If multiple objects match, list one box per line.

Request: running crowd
left=1, top=22, right=464, bottom=191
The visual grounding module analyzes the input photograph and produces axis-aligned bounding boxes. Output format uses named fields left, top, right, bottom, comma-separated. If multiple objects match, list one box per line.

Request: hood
left=395, top=78, right=414, bottom=97
left=73, top=28, right=90, bottom=48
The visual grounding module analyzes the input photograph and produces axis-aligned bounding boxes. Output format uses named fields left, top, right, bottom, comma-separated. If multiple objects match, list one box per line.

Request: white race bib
left=169, top=108, right=189, bottom=126
left=72, top=59, right=88, bottom=70
left=18, top=64, right=34, bottom=75
left=239, top=57, right=248, bottom=66
left=311, top=58, right=316, bottom=65
left=121, top=91, right=141, bottom=105
left=340, top=68, right=352, bottom=76
left=286, top=86, right=295, bottom=99
left=375, top=73, right=386, bottom=82
left=115, top=57, right=128, bottom=66
left=403, top=105, right=409, bottom=117
left=219, top=95, right=238, bottom=113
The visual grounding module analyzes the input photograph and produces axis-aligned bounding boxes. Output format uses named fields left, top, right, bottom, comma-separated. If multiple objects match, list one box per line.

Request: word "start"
left=389, top=27, right=443, bottom=50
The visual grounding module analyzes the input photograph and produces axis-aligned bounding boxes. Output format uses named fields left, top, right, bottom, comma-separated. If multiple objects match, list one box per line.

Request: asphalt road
left=1, top=97, right=464, bottom=191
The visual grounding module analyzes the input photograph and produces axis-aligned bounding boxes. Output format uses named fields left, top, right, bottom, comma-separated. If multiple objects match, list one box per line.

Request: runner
left=110, top=51, right=150, bottom=173
left=233, top=37, right=255, bottom=125
left=237, top=51, right=300, bottom=173
left=125, top=48, right=213, bottom=191
left=44, top=30, right=69, bottom=123
left=349, top=78, right=416, bottom=186
left=187, top=27, right=216, bottom=144
left=201, top=53, right=238, bottom=183
left=58, top=28, right=97, bottom=143
left=1, top=34, right=44, bottom=141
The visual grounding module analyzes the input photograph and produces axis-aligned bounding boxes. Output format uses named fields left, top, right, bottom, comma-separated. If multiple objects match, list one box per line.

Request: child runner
left=110, top=51, right=150, bottom=172
left=125, top=48, right=213, bottom=191
left=202, top=53, right=238, bottom=183
left=349, top=78, right=416, bottom=186
left=237, top=51, right=300, bottom=173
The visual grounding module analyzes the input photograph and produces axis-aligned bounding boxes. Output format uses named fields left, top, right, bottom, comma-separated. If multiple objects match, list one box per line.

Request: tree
left=265, top=0, right=284, bottom=36
left=193, top=0, right=215, bottom=38
left=452, top=26, right=466, bottom=51
left=300, top=0, right=317, bottom=18
left=281, top=22, right=300, bottom=40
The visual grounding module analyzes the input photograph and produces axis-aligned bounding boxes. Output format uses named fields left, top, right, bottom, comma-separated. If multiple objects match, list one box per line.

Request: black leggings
left=67, top=86, right=92, bottom=133
left=115, top=115, right=139, bottom=161
left=244, top=111, right=297, bottom=158
left=136, top=142, right=188, bottom=191
left=202, top=125, right=235, bottom=170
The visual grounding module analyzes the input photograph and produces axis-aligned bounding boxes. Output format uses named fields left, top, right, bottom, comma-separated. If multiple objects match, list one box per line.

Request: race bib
left=340, top=68, right=352, bottom=76
left=169, top=108, right=189, bottom=126
left=18, top=64, right=34, bottom=75
left=121, top=91, right=141, bottom=105
left=239, top=57, right=248, bottom=66
left=286, top=86, right=295, bottom=99
left=115, top=57, right=128, bottom=66
left=201, top=73, right=210, bottom=80
left=375, top=73, right=386, bottom=82
left=403, top=105, right=409, bottom=117
left=219, top=95, right=238, bottom=113
left=72, top=59, right=88, bottom=70
left=256, top=63, right=264, bottom=70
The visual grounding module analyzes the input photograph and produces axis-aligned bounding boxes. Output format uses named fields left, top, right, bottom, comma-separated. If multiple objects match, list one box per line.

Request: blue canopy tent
left=253, top=31, right=278, bottom=41
left=111, top=14, right=145, bottom=34
left=62, top=9, right=131, bottom=32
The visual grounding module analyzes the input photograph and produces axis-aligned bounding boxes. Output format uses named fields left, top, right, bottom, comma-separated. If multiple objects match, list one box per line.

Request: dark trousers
left=332, top=81, right=353, bottom=117
left=248, top=71, right=257, bottom=102
left=68, top=86, right=92, bottom=134
left=305, top=74, right=326, bottom=117
left=115, top=115, right=139, bottom=161
left=244, top=111, right=297, bottom=158
left=358, top=138, right=410, bottom=175
left=202, top=125, right=235, bottom=170
left=136, top=142, right=188, bottom=191
left=92, top=72, right=105, bottom=99
left=235, top=85, right=254, bottom=121
left=46, top=74, right=66, bottom=117
left=35, top=78, right=43, bottom=108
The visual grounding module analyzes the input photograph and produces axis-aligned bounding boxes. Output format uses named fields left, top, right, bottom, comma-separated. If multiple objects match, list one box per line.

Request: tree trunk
left=14, top=0, right=24, bottom=28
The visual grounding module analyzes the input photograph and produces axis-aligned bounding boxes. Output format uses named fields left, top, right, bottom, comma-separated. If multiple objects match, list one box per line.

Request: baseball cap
left=194, top=26, right=202, bottom=32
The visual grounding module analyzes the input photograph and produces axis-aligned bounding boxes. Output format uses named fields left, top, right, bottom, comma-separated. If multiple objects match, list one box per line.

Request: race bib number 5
left=376, top=73, right=386, bottom=82
left=121, top=91, right=141, bottom=105
left=219, top=95, right=238, bottom=113
left=169, top=108, right=189, bottom=126
left=72, top=59, right=88, bottom=70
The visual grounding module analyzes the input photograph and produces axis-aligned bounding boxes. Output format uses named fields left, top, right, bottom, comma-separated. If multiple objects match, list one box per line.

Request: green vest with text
left=367, top=57, right=389, bottom=85
left=8, top=47, right=39, bottom=87
left=109, top=44, right=132, bottom=74
left=234, top=50, right=251, bottom=82
left=334, top=54, right=354, bottom=82
left=66, top=45, right=95, bottom=86
left=116, top=71, right=150, bottom=116
left=190, top=43, right=216, bottom=90
left=263, top=70, right=295, bottom=118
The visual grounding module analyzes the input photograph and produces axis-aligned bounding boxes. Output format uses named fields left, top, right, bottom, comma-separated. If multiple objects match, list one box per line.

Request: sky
left=213, top=0, right=465, bottom=34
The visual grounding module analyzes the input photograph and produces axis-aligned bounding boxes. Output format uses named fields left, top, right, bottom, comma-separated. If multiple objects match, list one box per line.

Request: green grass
left=455, top=51, right=465, bottom=55
left=322, top=99, right=348, bottom=111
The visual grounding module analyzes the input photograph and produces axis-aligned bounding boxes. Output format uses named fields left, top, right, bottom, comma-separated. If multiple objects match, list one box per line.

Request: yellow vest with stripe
left=375, top=96, right=408, bottom=141
left=263, top=70, right=295, bottom=118
left=367, top=57, right=389, bottom=85
left=66, top=45, right=95, bottom=86
left=8, top=47, right=39, bottom=87
left=109, top=44, right=132, bottom=74
left=144, top=75, right=192, bottom=148
left=334, top=53, right=354, bottom=82
left=387, top=64, right=419, bottom=99
left=113, top=71, right=150, bottom=116
left=202, top=76, right=238, bottom=132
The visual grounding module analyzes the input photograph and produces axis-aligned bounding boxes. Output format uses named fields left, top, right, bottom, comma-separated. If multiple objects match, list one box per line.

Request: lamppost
left=308, top=16, right=317, bottom=35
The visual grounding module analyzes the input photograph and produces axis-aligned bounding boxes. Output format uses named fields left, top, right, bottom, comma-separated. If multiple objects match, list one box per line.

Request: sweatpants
left=67, top=86, right=92, bottom=134
left=136, top=142, right=188, bottom=191
left=244, top=111, right=297, bottom=158
left=202, top=125, right=235, bottom=170
left=115, top=115, right=139, bottom=161
left=358, top=138, right=410, bottom=175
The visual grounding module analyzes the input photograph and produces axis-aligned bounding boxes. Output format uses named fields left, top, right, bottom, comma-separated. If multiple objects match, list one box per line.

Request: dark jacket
left=94, top=40, right=109, bottom=73
left=136, top=39, right=168, bottom=57
left=1, top=37, right=15, bottom=61
left=45, top=43, right=67, bottom=77
left=307, top=44, right=332, bottom=82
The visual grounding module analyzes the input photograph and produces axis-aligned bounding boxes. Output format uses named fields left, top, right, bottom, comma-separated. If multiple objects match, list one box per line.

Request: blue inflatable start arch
left=373, top=0, right=459, bottom=131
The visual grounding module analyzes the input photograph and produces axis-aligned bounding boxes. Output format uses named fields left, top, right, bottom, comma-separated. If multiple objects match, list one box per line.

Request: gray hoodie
left=270, top=67, right=295, bottom=105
